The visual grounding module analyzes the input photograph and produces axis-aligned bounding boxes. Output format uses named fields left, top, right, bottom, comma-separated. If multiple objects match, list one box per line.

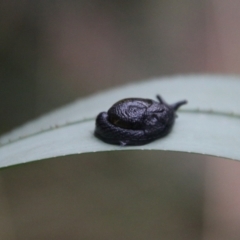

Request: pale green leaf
left=0, top=74, right=240, bottom=168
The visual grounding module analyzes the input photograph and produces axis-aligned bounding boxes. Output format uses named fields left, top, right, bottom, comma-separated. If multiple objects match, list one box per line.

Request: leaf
left=0, top=74, right=240, bottom=168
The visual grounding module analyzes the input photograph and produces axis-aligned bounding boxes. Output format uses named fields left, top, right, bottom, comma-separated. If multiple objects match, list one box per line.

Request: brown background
left=1, top=1, right=240, bottom=239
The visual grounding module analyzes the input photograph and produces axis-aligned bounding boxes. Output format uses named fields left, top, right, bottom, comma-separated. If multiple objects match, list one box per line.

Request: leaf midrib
left=0, top=108, right=239, bottom=148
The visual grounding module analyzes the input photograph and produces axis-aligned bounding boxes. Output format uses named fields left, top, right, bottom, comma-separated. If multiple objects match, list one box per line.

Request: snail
left=94, top=95, right=187, bottom=146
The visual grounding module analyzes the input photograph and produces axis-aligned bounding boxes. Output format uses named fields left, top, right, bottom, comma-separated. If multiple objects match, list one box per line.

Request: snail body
left=94, top=95, right=187, bottom=146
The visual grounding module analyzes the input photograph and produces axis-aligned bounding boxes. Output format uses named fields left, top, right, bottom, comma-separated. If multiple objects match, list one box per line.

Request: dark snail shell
left=94, top=95, right=187, bottom=146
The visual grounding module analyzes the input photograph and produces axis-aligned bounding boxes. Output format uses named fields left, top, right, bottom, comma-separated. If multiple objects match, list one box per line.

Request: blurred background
left=1, top=0, right=240, bottom=239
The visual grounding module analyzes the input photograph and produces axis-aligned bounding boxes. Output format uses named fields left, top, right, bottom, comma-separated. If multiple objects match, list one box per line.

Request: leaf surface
left=0, top=75, right=240, bottom=168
